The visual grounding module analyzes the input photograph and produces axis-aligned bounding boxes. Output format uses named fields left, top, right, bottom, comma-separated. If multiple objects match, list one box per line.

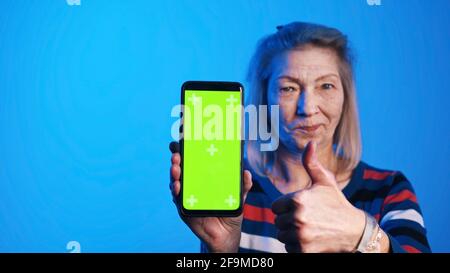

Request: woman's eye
left=321, top=83, right=335, bottom=90
left=280, top=86, right=297, bottom=93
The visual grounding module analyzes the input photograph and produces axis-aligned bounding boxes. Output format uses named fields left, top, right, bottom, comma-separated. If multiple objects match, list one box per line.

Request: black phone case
left=179, top=81, right=244, bottom=217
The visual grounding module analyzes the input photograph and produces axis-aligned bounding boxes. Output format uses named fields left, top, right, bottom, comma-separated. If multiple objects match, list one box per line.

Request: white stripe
left=240, top=232, right=287, bottom=253
left=380, top=209, right=425, bottom=228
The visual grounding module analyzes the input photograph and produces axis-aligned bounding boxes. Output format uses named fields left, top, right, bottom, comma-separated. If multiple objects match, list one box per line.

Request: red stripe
left=243, top=204, right=275, bottom=224
left=374, top=214, right=380, bottom=222
left=402, top=245, right=421, bottom=253
left=363, top=169, right=394, bottom=180
left=383, top=189, right=417, bottom=206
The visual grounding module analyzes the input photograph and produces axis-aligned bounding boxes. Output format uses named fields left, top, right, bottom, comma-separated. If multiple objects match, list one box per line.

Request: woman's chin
left=279, top=133, right=323, bottom=153
left=293, top=136, right=321, bottom=150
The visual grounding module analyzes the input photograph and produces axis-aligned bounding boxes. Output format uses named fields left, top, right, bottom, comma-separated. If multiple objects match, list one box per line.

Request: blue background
left=0, top=0, right=449, bottom=252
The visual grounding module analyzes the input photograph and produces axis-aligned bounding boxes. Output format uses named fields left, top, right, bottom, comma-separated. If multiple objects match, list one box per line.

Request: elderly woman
left=169, top=22, right=431, bottom=253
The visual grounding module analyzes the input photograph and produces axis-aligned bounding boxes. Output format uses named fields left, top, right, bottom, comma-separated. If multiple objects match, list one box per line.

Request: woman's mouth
left=295, top=124, right=321, bottom=133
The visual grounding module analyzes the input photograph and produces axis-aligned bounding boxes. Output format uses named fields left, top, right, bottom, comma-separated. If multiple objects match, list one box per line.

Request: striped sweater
left=235, top=160, right=431, bottom=253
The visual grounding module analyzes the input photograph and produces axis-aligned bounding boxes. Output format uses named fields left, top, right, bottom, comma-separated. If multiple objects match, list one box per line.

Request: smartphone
left=180, top=81, right=244, bottom=217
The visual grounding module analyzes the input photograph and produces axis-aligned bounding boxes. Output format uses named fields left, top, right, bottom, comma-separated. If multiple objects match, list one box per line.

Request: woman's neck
left=267, top=142, right=340, bottom=194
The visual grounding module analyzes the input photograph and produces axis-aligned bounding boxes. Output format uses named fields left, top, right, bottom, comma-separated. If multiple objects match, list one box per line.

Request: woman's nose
left=296, top=89, right=318, bottom=117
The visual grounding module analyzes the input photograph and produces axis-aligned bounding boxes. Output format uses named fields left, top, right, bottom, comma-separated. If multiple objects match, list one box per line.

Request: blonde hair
left=246, top=22, right=362, bottom=176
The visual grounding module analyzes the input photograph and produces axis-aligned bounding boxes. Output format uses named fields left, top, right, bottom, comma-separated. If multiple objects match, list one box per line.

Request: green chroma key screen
left=182, top=89, right=242, bottom=211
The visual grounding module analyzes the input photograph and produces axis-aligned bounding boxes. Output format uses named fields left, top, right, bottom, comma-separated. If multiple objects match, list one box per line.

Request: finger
left=277, top=228, right=299, bottom=245
left=285, top=243, right=301, bottom=253
left=171, top=180, right=181, bottom=198
left=171, top=180, right=181, bottom=207
left=242, top=170, right=253, bottom=201
left=274, top=212, right=296, bottom=231
left=302, top=141, right=336, bottom=187
left=271, top=193, right=295, bottom=215
left=171, top=153, right=181, bottom=165
left=169, top=141, right=180, bottom=153
left=170, top=164, right=181, bottom=182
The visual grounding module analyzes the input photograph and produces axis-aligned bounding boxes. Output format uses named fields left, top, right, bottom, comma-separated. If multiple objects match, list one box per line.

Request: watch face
left=365, top=228, right=383, bottom=253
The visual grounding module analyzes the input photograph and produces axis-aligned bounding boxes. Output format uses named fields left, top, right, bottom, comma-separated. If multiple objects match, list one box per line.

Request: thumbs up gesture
left=272, top=141, right=366, bottom=253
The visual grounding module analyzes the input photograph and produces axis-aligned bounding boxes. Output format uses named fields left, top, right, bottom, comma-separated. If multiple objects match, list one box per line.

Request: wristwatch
left=355, top=212, right=381, bottom=253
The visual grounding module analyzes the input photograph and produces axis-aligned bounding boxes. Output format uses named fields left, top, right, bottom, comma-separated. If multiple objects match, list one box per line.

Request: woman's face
left=267, top=46, right=345, bottom=153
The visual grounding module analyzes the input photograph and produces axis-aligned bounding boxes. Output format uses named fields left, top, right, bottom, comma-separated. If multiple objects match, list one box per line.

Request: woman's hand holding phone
left=169, top=141, right=253, bottom=253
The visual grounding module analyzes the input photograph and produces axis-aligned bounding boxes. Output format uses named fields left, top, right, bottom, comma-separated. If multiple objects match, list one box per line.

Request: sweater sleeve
left=379, top=172, right=431, bottom=253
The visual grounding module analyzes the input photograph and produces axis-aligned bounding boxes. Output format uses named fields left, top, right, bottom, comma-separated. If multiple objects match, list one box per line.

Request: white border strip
left=240, top=232, right=287, bottom=253
left=380, top=209, right=425, bottom=228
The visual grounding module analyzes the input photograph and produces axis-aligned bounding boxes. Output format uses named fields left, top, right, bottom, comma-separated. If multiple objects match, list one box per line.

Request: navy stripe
left=388, top=234, right=430, bottom=253
left=245, top=191, right=274, bottom=209
left=382, top=219, right=426, bottom=232
left=347, top=176, right=407, bottom=203
left=242, top=219, right=278, bottom=239
left=238, top=247, right=268, bottom=253
left=384, top=226, right=429, bottom=247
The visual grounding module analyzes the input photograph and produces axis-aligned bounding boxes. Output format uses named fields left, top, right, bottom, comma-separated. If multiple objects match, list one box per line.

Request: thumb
left=302, top=141, right=337, bottom=187
left=242, top=170, right=253, bottom=201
